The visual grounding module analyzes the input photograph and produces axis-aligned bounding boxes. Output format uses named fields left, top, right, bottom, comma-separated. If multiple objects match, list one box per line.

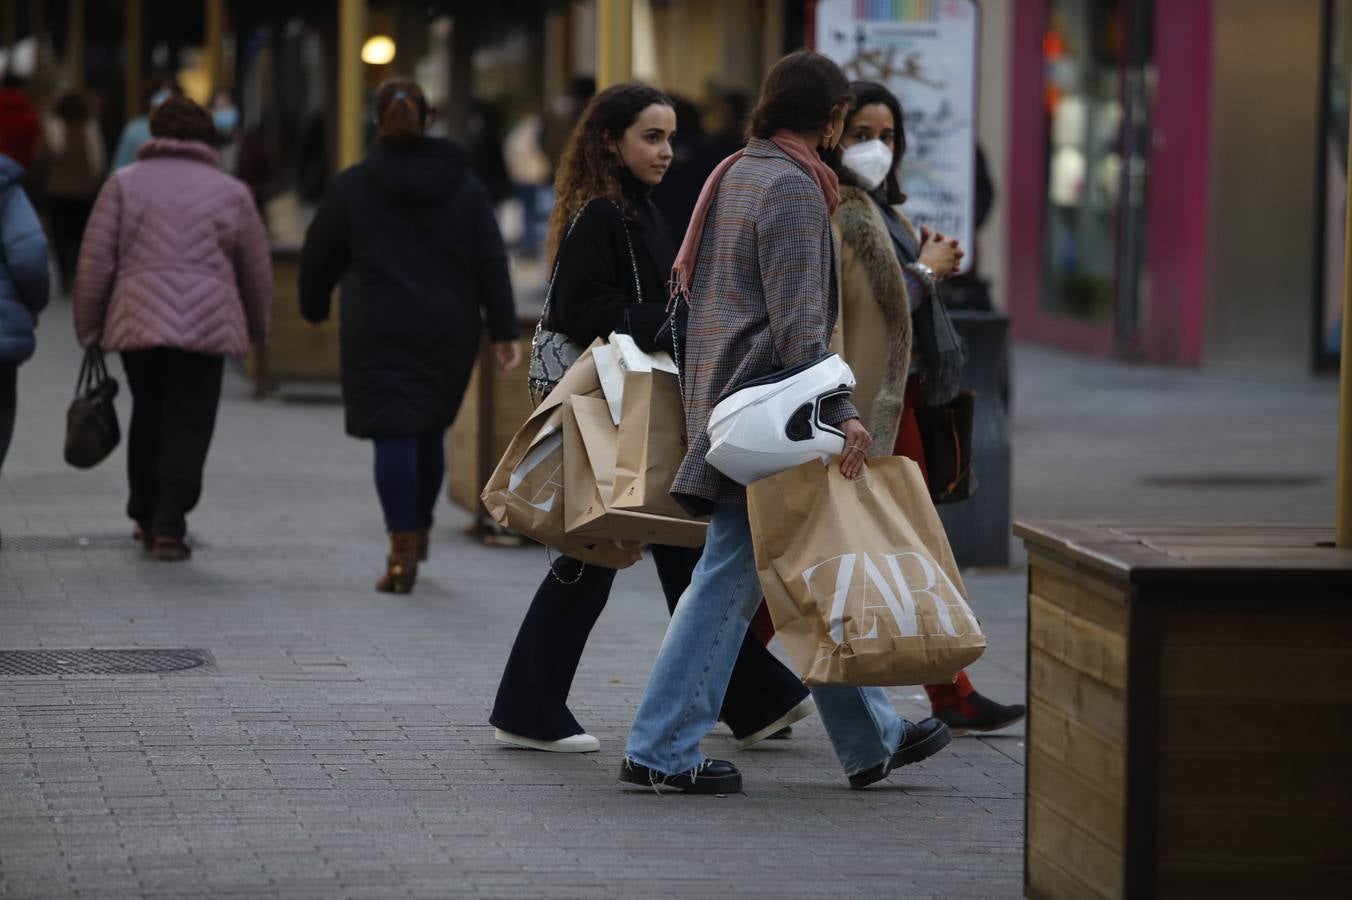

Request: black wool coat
left=299, top=137, right=518, bottom=438
left=544, top=173, right=675, bottom=351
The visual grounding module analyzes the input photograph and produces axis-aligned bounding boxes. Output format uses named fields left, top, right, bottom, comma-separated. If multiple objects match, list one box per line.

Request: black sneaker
left=932, top=692, right=1027, bottom=736
left=848, top=718, right=952, bottom=789
left=619, top=758, right=742, bottom=794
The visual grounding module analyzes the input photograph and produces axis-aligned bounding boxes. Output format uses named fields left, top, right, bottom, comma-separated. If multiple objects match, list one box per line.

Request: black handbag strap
left=536, top=199, right=645, bottom=334
left=76, top=347, right=107, bottom=397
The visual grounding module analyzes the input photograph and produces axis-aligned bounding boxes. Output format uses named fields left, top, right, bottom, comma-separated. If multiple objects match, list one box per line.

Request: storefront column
left=542, top=6, right=574, bottom=104
left=761, top=0, right=785, bottom=74
left=203, top=0, right=224, bottom=97
left=124, top=0, right=142, bottom=121
left=596, top=0, right=632, bottom=88
left=1338, top=74, right=1352, bottom=547
left=2, top=1, right=16, bottom=59
left=64, top=0, right=82, bottom=88
left=338, top=0, right=366, bottom=168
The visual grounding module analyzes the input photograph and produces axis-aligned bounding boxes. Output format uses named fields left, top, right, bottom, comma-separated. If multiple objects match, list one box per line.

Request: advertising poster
left=815, top=0, right=979, bottom=271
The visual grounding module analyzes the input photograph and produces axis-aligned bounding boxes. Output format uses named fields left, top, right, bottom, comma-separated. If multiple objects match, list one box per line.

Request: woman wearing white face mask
left=830, top=81, right=1025, bottom=736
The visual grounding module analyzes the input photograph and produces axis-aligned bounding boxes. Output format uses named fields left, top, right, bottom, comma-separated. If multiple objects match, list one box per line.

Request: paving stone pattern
left=1, top=300, right=1337, bottom=898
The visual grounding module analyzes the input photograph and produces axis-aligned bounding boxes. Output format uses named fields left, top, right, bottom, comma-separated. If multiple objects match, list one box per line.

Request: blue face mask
left=213, top=107, right=239, bottom=132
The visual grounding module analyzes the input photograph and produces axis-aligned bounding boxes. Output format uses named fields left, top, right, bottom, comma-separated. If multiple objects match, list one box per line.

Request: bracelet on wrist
left=907, top=261, right=939, bottom=296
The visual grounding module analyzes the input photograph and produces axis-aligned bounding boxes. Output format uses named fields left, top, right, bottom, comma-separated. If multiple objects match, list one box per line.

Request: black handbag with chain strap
left=527, top=200, right=646, bottom=406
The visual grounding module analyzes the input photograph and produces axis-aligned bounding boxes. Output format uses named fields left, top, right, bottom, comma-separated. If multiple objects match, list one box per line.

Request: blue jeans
left=373, top=431, right=446, bottom=532
left=624, top=502, right=905, bottom=777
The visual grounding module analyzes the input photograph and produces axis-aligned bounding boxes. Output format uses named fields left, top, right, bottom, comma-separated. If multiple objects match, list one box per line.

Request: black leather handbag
left=64, top=347, right=120, bottom=469
left=914, top=389, right=977, bottom=504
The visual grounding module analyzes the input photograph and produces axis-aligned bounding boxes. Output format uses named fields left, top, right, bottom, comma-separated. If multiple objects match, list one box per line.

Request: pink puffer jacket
left=74, top=138, right=272, bottom=356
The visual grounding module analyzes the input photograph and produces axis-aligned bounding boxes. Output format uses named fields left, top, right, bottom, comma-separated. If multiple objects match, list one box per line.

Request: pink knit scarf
left=670, top=130, right=840, bottom=299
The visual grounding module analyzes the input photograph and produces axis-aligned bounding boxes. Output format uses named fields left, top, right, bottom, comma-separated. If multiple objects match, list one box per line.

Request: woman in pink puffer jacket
left=73, top=96, right=272, bottom=561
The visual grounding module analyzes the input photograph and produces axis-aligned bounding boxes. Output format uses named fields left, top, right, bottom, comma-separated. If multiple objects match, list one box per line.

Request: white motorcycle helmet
left=705, top=353, right=857, bottom=486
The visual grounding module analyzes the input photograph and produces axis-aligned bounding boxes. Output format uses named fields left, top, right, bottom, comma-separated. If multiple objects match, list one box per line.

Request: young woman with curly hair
left=491, top=83, right=813, bottom=755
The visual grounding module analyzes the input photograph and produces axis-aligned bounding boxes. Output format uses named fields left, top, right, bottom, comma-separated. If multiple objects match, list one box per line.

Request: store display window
left=1040, top=0, right=1152, bottom=329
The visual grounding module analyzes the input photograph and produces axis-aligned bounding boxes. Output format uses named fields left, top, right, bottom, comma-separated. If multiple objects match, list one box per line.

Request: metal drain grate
left=0, top=533, right=209, bottom=552
left=0, top=649, right=211, bottom=675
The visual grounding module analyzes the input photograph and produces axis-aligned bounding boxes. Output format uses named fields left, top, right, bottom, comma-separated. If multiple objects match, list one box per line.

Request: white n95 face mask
left=841, top=140, right=894, bottom=191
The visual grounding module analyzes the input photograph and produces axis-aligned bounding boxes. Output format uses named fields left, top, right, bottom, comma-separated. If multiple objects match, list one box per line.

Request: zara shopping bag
left=482, top=345, right=643, bottom=569
left=746, top=455, right=985, bottom=686
left=64, top=347, right=121, bottom=469
left=562, top=394, right=707, bottom=548
left=610, top=369, right=697, bottom=520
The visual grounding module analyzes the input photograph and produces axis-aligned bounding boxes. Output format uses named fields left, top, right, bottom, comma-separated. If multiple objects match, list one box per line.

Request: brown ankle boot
left=376, top=531, right=419, bottom=594
left=416, top=527, right=430, bottom=562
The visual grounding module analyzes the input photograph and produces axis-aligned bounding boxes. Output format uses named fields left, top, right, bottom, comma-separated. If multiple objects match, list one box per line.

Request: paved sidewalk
left=1, top=298, right=1338, bottom=898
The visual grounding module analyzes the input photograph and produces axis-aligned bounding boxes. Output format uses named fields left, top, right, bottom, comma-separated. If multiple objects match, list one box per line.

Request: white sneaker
left=735, top=697, right=817, bottom=750
left=494, top=728, right=600, bottom=753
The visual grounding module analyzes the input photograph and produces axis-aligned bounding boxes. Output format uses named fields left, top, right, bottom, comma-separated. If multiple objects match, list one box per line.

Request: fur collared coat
left=832, top=185, right=913, bottom=456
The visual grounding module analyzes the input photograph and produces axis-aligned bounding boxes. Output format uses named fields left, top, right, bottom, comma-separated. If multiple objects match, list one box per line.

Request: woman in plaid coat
left=620, top=52, right=954, bottom=794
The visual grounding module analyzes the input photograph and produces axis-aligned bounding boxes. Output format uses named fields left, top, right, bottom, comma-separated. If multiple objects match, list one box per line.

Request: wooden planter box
left=1015, top=522, right=1352, bottom=899
left=446, top=316, right=537, bottom=532
left=245, top=247, right=342, bottom=393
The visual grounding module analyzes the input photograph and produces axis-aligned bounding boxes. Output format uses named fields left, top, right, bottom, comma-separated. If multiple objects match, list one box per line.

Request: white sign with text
left=816, top=0, right=979, bottom=271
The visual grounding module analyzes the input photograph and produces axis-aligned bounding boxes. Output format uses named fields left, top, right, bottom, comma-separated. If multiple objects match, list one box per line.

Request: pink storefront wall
left=1005, top=0, right=1212, bottom=365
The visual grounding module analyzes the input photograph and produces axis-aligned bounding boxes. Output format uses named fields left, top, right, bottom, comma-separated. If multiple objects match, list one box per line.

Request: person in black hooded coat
left=299, top=79, right=520, bottom=594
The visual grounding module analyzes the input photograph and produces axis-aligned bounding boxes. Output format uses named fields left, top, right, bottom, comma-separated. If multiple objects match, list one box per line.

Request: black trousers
left=121, top=349, right=224, bottom=539
left=48, top=195, right=94, bottom=293
left=490, top=546, right=809, bottom=742
left=0, top=362, right=15, bottom=473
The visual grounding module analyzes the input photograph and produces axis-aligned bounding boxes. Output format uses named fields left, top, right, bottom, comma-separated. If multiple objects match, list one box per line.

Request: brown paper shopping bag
left=563, top=395, right=708, bottom=549
left=746, top=455, right=985, bottom=686
left=482, top=346, right=643, bottom=569
left=610, top=369, right=700, bottom=520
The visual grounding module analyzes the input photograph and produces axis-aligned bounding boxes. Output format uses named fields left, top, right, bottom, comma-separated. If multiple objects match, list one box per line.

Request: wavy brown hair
left=545, top=83, right=672, bottom=264
left=748, top=50, right=851, bottom=140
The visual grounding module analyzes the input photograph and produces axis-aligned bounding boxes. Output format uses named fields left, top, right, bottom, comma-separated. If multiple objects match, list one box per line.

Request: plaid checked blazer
left=671, top=138, right=859, bottom=515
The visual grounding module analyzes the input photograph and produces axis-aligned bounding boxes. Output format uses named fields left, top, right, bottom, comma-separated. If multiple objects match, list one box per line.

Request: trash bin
left=937, top=310, right=1011, bottom=567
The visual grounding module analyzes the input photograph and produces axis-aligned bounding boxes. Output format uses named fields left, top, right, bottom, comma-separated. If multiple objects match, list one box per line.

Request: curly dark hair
left=748, top=51, right=852, bottom=140
left=545, top=82, right=672, bottom=264
left=149, top=96, right=215, bottom=143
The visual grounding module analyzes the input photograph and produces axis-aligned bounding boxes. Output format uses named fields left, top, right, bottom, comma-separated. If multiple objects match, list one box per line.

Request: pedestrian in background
left=491, top=83, right=813, bottom=756
left=0, top=74, right=42, bottom=175
left=74, top=96, right=273, bottom=561
left=210, top=88, right=242, bottom=175
left=110, top=81, right=181, bottom=171
left=620, top=52, right=952, bottom=794
left=299, top=78, right=519, bottom=595
left=41, top=90, right=106, bottom=294
left=0, top=152, right=50, bottom=548
left=833, top=79, right=1025, bottom=736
